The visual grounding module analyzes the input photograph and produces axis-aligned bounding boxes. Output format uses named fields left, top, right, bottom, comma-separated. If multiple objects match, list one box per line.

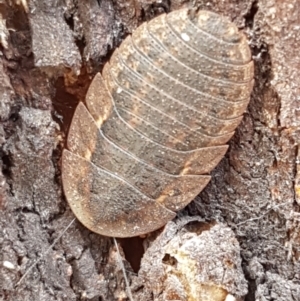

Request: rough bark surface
left=0, top=0, right=299, bottom=301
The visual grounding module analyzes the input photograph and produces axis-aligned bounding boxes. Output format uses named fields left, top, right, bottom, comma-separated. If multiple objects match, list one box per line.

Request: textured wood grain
left=62, top=8, right=254, bottom=237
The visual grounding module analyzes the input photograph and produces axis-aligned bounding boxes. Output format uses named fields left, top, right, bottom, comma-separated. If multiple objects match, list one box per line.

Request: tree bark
left=0, top=0, right=299, bottom=300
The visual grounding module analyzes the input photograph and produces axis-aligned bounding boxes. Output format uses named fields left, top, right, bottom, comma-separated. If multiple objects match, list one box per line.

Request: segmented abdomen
left=62, top=9, right=254, bottom=237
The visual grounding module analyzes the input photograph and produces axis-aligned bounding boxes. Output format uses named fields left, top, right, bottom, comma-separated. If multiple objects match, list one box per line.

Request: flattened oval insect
left=62, top=8, right=254, bottom=238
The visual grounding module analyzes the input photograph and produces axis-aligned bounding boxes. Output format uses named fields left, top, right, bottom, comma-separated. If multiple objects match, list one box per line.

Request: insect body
left=62, top=8, right=254, bottom=237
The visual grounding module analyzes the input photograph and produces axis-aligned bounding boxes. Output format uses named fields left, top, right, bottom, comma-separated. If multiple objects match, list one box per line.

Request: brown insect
left=62, top=8, right=254, bottom=238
